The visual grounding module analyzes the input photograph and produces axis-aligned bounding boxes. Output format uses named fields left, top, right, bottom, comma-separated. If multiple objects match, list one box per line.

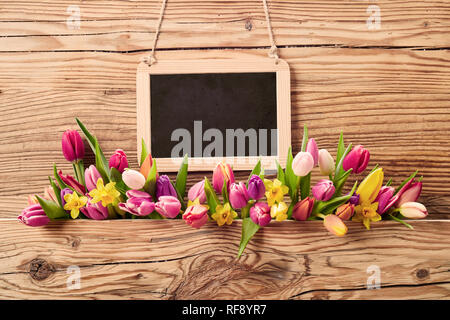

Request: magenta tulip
left=375, top=186, right=399, bottom=214
left=395, top=180, right=422, bottom=207
left=81, top=199, right=109, bottom=220
left=312, top=179, right=335, bottom=201
left=109, top=149, right=128, bottom=173
left=247, top=175, right=265, bottom=200
left=58, top=170, right=86, bottom=194
left=188, top=180, right=206, bottom=203
left=292, top=152, right=314, bottom=177
left=156, top=175, right=177, bottom=200
left=85, top=165, right=101, bottom=192
left=60, top=188, right=73, bottom=209
left=306, top=138, right=319, bottom=166
left=118, top=190, right=155, bottom=216
left=212, top=162, right=235, bottom=193
left=155, top=196, right=181, bottom=219
left=61, top=130, right=85, bottom=162
left=292, top=197, right=315, bottom=221
left=18, top=204, right=50, bottom=227
left=229, top=182, right=249, bottom=209
left=342, top=145, right=370, bottom=174
left=183, top=204, right=209, bottom=229
left=249, top=202, right=271, bottom=227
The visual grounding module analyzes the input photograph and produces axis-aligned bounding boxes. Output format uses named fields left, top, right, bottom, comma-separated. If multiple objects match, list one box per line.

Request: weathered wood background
left=0, top=0, right=449, bottom=299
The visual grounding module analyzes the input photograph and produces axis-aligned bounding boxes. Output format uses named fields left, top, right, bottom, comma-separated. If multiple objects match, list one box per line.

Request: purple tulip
left=250, top=202, right=271, bottom=227
left=188, top=180, right=206, bottom=204
left=85, top=165, right=101, bottom=192
left=375, top=186, right=399, bottom=214
left=395, top=180, right=422, bottom=207
left=155, top=196, right=181, bottom=219
left=312, top=179, right=335, bottom=201
left=118, top=190, right=155, bottom=216
left=60, top=188, right=73, bottom=209
left=342, top=145, right=370, bottom=174
left=349, top=193, right=360, bottom=205
left=81, top=199, right=109, bottom=220
left=18, top=204, right=50, bottom=227
left=61, top=130, right=85, bottom=162
left=156, top=175, right=177, bottom=200
left=306, top=138, right=319, bottom=166
left=109, top=149, right=128, bottom=173
left=229, top=182, right=249, bottom=209
left=247, top=175, right=265, bottom=200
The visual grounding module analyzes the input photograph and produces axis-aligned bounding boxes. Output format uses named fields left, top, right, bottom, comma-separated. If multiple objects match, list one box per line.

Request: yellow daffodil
left=63, top=192, right=88, bottom=219
left=264, top=179, right=289, bottom=206
left=211, top=203, right=237, bottom=226
left=352, top=168, right=384, bottom=229
left=89, top=178, right=121, bottom=207
left=270, top=201, right=288, bottom=221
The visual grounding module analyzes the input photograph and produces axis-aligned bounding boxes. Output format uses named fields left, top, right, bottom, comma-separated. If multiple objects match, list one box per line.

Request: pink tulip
left=27, top=195, right=38, bottom=205
left=312, top=179, right=335, bottom=201
left=375, top=186, right=399, bottom=214
left=122, top=169, right=146, bottom=190
left=183, top=204, right=209, bottom=229
left=61, top=130, right=85, bottom=162
left=318, top=149, right=334, bottom=176
left=342, top=145, right=370, bottom=174
left=306, top=138, right=319, bottom=166
left=18, top=204, right=50, bottom=227
left=323, top=214, right=348, bottom=236
left=249, top=202, right=271, bottom=227
left=292, top=151, right=314, bottom=177
left=335, top=203, right=355, bottom=220
left=247, top=175, right=265, bottom=200
left=81, top=199, right=109, bottom=220
left=212, top=162, right=235, bottom=193
left=85, top=165, right=102, bottom=192
left=188, top=180, right=206, bottom=203
left=229, top=182, right=249, bottom=209
left=109, top=149, right=128, bottom=173
left=399, top=202, right=428, bottom=219
left=58, top=170, right=86, bottom=194
left=118, top=190, right=155, bottom=216
left=395, top=180, right=422, bottom=207
left=155, top=196, right=181, bottom=219
left=292, top=197, right=315, bottom=221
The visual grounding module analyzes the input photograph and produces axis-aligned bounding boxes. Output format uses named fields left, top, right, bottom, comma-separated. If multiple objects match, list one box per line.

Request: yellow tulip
left=356, top=168, right=384, bottom=204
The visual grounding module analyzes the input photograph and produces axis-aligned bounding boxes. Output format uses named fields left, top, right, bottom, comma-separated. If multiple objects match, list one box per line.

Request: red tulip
left=335, top=203, right=355, bottom=220
left=292, top=197, right=314, bottom=221
left=395, top=180, right=422, bottom=207
left=58, top=170, right=86, bottom=194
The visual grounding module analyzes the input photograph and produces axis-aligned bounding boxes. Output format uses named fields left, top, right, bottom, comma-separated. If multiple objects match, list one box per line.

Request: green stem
left=316, top=213, right=326, bottom=220
left=388, top=214, right=414, bottom=230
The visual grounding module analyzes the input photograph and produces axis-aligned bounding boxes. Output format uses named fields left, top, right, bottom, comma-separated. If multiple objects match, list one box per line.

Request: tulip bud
left=399, top=202, right=428, bottom=219
left=156, top=175, right=177, bottom=200
left=18, top=204, right=50, bottom=227
left=250, top=202, right=271, bottom=227
left=140, top=153, right=158, bottom=180
left=312, top=179, right=335, bottom=201
left=43, top=186, right=57, bottom=203
left=292, top=197, right=315, bottom=221
left=395, top=180, right=422, bottom=207
left=212, top=162, right=235, bottom=194
left=335, top=203, right=355, bottom=220
left=60, top=188, right=73, bottom=209
left=183, top=204, right=209, bottom=229
left=80, top=199, right=109, bottom=220
left=118, top=190, right=155, bottom=216
left=375, top=186, right=398, bottom=214
left=342, top=145, right=370, bottom=174
left=85, top=165, right=102, bottom=192
left=155, top=196, right=181, bottom=219
left=61, top=130, right=85, bottom=162
left=247, top=175, right=265, bottom=200
left=229, top=182, right=249, bottom=209
left=349, top=193, right=360, bottom=205
left=306, top=138, right=319, bottom=166
left=122, top=169, right=146, bottom=190
left=109, top=149, right=128, bottom=173
left=188, top=180, right=206, bottom=204
left=292, top=151, right=314, bottom=177
left=318, top=149, right=335, bottom=176
left=323, top=214, right=347, bottom=236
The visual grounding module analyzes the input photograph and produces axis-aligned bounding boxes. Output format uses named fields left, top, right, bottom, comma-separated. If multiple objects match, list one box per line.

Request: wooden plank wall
left=0, top=0, right=449, bottom=299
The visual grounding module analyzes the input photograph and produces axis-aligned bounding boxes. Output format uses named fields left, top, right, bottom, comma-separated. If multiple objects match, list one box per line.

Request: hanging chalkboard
left=137, top=59, right=291, bottom=171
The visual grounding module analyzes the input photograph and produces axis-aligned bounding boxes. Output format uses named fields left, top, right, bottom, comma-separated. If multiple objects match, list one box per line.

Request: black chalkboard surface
left=150, top=72, right=277, bottom=158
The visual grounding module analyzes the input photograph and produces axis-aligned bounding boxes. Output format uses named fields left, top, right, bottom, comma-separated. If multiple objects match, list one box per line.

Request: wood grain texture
left=0, top=0, right=449, bottom=51
left=0, top=220, right=449, bottom=300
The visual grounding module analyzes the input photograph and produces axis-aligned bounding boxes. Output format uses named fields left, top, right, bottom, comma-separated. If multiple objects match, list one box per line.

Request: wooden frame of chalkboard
left=136, top=58, right=291, bottom=171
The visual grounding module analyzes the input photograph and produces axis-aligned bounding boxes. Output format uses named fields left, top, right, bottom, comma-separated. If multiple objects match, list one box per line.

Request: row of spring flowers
left=19, top=119, right=427, bottom=256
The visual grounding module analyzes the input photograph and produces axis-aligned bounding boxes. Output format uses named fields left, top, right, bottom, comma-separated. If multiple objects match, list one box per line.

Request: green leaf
left=299, top=172, right=311, bottom=200
left=149, top=211, right=164, bottom=219
left=175, top=154, right=189, bottom=198
left=48, top=177, right=62, bottom=208
left=204, top=177, right=219, bottom=214
left=110, top=167, right=128, bottom=198
left=144, top=159, right=158, bottom=199
left=246, top=159, right=261, bottom=187
left=285, top=146, right=297, bottom=199
left=334, top=142, right=353, bottom=182
left=313, top=181, right=357, bottom=215
left=333, top=168, right=353, bottom=197
left=53, top=164, right=68, bottom=190
left=222, top=180, right=229, bottom=204
left=287, top=200, right=296, bottom=219
left=275, top=160, right=286, bottom=185
left=36, top=195, right=67, bottom=219
left=301, top=125, right=308, bottom=152
left=387, top=214, right=414, bottom=230
left=385, top=178, right=393, bottom=187
left=395, top=170, right=419, bottom=195
left=335, top=131, right=345, bottom=169
left=237, top=218, right=260, bottom=258
left=95, top=141, right=110, bottom=183
left=140, top=138, right=149, bottom=167
left=171, top=181, right=186, bottom=211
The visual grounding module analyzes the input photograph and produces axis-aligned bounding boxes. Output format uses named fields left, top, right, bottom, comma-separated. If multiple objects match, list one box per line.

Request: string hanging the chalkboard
left=140, top=0, right=280, bottom=65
